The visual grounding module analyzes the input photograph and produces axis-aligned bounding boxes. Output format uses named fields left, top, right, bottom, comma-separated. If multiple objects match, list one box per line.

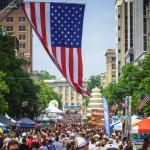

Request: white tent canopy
left=45, top=103, right=64, bottom=114
left=5, top=113, right=16, bottom=123
left=0, top=122, right=6, bottom=127
left=37, top=114, right=50, bottom=121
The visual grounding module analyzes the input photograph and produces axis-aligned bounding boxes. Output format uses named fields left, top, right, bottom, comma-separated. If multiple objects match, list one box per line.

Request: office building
left=116, top=0, right=150, bottom=73
left=44, top=78, right=88, bottom=113
left=105, top=49, right=116, bottom=84
left=132, top=0, right=150, bottom=63
left=115, top=0, right=133, bottom=80
left=100, top=72, right=107, bottom=88
left=0, top=4, right=32, bottom=73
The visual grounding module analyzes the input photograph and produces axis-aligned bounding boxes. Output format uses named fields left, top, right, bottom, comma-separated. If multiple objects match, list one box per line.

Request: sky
left=32, top=0, right=116, bottom=79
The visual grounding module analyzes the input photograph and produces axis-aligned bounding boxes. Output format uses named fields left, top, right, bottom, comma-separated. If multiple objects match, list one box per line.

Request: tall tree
left=39, top=70, right=56, bottom=80
left=87, top=75, right=101, bottom=92
left=0, top=72, right=9, bottom=113
left=36, top=81, right=62, bottom=109
left=0, top=29, right=41, bottom=118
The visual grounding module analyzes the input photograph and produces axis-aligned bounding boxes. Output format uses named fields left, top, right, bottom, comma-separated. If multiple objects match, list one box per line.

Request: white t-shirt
left=76, top=137, right=87, bottom=148
left=89, top=143, right=96, bottom=150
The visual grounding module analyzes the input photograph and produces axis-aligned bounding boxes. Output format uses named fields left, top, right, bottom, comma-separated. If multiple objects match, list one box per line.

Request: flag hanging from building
left=22, top=2, right=89, bottom=96
left=137, top=93, right=149, bottom=110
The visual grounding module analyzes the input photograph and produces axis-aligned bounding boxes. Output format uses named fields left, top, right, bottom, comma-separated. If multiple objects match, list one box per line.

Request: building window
left=6, top=26, right=13, bottom=32
left=118, top=14, right=120, bottom=18
left=118, top=49, right=121, bottom=53
left=19, top=26, right=26, bottom=31
left=112, top=57, right=116, bottom=61
left=71, top=103, right=74, bottom=106
left=20, top=43, right=25, bottom=48
left=112, top=74, right=116, bottom=78
left=118, top=38, right=121, bottom=41
left=118, top=26, right=120, bottom=30
left=6, top=17, right=13, bottom=22
left=19, top=17, right=26, bottom=22
left=112, top=64, right=116, bottom=69
left=19, top=35, right=26, bottom=40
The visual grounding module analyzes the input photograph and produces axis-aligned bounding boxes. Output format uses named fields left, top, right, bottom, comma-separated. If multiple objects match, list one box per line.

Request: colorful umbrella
left=132, top=118, right=150, bottom=134
left=35, top=123, right=42, bottom=128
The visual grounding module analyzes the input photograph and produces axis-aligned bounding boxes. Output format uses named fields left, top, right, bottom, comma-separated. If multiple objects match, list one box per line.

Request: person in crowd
left=53, top=136, right=63, bottom=150
left=8, top=140, right=20, bottom=150
left=39, top=141, right=48, bottom=150
left=20, top=137, right=29, bottom=150
left=142, top=138, right=149, bottom=150
left=88, top=138, right=96, bottom=150
left=124, top=140, right=133, bottom=150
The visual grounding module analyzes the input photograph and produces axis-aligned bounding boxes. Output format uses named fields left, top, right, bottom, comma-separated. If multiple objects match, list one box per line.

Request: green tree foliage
left=0, top=30, right=41, bottom=118
left=87, top=75, right=101, bottom=92
left=102, top=61, right=149, bottom=115
left=39, top=70, right=56, bottom=80
left=0, top=72, right=9, bottom=113
left=0, top=28, right=62, bottom=118
left=36, top=81, right=62, bottom=109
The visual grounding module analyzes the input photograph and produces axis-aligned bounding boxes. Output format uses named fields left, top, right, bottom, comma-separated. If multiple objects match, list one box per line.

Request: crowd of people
left=0, top=112, right=148, bottom=150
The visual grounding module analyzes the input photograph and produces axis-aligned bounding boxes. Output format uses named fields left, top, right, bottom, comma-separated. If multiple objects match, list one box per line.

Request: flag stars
left=50, top=3, right=83, bottom=47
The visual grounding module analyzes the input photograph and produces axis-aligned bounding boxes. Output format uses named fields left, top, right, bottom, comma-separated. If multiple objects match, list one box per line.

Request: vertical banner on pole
left=128, top=96, right=132, bottom=139
left=103, top=97, right=110, bottom=137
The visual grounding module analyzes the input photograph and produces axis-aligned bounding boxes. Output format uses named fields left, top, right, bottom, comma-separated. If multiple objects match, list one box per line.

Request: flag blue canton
left=50, top=3, right=85, bottom=48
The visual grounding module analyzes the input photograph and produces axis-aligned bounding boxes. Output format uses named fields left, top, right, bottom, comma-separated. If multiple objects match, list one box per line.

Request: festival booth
left=131, top=118, right=150, bottom=134
left=111, top=115, right=142, bottom=131
left=0, top=114, right=14, bottom=126
left=5, top=113, right=16, bottom=124
left=45, top=101, right=64, bottom=122
left=45, top=103, right=64, bottom=114
left=37, top=114, right=50, bottom=122
left=17, top=118, right=36, bottom=128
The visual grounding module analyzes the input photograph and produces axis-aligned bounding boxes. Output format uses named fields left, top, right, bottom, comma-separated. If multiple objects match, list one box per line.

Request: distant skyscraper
left=115, top=0, right=133, bottom=81
left=115, top=0, right=150, bottom=80
left=132, top=0, right=149, bottom=64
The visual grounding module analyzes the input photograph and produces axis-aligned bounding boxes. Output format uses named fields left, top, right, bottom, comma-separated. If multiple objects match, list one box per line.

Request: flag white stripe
left=56, top=47, right=62, bottom=69
left=73, top=48, right=78, bottom=83
left=66, top=48, right=74, bottom=88
left=35, top=3, right=42, bottom=37
left=25, top=3, right=31, bottom=24
left=45, top=3, right=52, bottom=56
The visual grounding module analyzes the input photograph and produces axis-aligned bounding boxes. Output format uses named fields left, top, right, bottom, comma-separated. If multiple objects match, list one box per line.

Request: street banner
left=103, top=97, right=110, bottom=137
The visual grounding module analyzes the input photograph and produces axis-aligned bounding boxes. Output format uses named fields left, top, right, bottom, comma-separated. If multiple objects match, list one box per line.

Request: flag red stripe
left=61, top=47, right=66, bottom=77
left=69, top=48, right=74, bottom=82
left=78, top=48, right=83, bottom=86
left=52, top=47, right=56, bottom=58
left=40, top=3, right=47, bottom=46
left=30, top=3, right=37, bottom=29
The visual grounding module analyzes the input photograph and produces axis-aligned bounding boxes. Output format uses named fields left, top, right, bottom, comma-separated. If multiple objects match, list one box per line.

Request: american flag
left=137, top=93, right=149, bottom=110
left=110, top=104, right=119, bottom=112
left=22, top=2, right=89, bottom=96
